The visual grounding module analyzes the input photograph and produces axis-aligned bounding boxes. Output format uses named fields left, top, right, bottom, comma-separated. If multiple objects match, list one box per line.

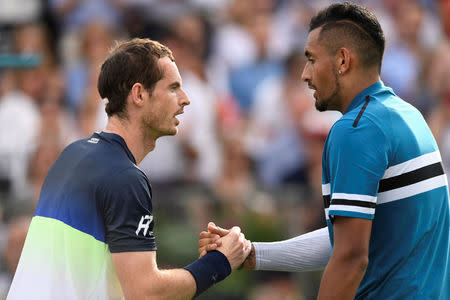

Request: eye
left=308, top=58, right=315, bottom=63
left=169, top=83, right=181, bottom=92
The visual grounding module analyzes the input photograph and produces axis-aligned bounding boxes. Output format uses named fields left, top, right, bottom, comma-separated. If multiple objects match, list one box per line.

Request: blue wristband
left=184, top=250, right=231, bottom=297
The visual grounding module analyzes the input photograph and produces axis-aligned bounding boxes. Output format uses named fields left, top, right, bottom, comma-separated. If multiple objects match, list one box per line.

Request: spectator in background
left=0, top=23, right=53, bottom=204
left=140, top=11, right=223, bottom=188
left=297, top=109, right=340, bottom=232
left=439, top=0, right=450, bottom=39
left=244, top=51, right=311, bottom=188
left=28, top=68, right=79, bottom=203
left=209, top=0, right=285, bottom=104
left=64, top=20, right=119, bottom=115
left=428, top=40, right=450, bottom=180
left=0, top=217, right=31, bottom=298
left=48, top=0, right=124, bottom=65
left=170, top=13, right=223, bottom=186
left=381, top=0, right=440, bottom=116
left=0, top=0, right=43, bottom=55
left=426, top=0, right=450, bottom=180
left=213, top=134, right=258, bottom=225
left=228, top=11, right=283, bottom=113
left=0, top=68, right=41, bottom=202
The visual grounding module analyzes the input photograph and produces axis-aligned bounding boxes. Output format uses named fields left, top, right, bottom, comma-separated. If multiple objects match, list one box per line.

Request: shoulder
left=109, top=165, right=149, bottom=186
left=101, top=165, right=152, bottom=200
left=328, top=115, right=385, bottom=142
left=59, top=137, right=150, bottom=190
left=99, top=165, right=153, bottom=219
left=99, top=163, right=148, bottom=187
left=325, top=112, right=389, bottom=159
left=331, top=91, right=408, bottom=140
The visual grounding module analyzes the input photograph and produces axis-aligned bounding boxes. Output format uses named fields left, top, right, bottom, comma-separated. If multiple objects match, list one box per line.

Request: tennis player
left=8, top=38, right=250, bottom=300
left=200, top=2, right=449, bottom=299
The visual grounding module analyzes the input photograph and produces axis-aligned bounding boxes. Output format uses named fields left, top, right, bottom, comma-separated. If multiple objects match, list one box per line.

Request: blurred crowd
left=0, top=0, right=449, bottom=299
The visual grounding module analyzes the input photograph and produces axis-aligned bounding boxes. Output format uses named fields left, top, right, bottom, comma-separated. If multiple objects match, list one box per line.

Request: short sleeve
left=326, top=119, right=388, bottom=220
left=101, top=167, right=157, bottom=253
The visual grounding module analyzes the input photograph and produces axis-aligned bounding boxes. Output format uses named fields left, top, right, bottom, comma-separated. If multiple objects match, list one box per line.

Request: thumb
left=208, top=222, right=229, bottom=237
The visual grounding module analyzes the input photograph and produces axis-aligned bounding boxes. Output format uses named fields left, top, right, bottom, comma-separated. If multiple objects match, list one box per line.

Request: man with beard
left=200, top=2, right=449, bottom=299
left=8, top=38, right=250, bottom=299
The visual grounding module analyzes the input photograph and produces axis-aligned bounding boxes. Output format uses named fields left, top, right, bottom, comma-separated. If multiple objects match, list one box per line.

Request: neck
left=339, top=71, right=380, bottom=113
left=104, top=116, right=156, bottom=164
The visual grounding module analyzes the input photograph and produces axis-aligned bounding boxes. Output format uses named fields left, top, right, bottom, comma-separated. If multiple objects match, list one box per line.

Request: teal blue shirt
left=322, top=81, right=450, bottom=299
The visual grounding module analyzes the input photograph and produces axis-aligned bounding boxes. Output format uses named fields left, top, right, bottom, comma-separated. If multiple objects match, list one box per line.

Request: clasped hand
left=198, top=222, right=253, bottom=270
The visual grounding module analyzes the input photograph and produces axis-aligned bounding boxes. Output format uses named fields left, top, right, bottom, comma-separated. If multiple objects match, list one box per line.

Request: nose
left=301, top=63, right=311, bottom=83
left=180, top=89, right=190, bottom=106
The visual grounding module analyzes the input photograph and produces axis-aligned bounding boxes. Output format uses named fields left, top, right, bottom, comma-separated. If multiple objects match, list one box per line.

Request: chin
left=154, top=127, right=177, bottom=138
left=315, top=99, right=328, bottom=112
left=167, top=127, right=178, bottom=136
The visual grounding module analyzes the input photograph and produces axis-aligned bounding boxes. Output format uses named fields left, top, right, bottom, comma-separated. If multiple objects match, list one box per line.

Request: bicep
left=332, top=216, right=372, bottom=259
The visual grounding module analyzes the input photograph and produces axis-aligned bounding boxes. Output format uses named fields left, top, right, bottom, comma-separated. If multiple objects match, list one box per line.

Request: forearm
left=114, top=251, right=231, bottom=299
left=150, top=268, right=197, bottom=300
left=253, top=227, right=331, bottom=272
left=317, top=252, right=368, bottom=300
left=117, top=266, right=196, bottom=300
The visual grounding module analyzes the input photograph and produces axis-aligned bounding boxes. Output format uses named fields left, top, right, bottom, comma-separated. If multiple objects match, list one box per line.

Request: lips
left=308, top=84, right=318, bottom=99
left=174, top=109, right=184, bottom=117
left=174, top=110, right=184, bottom=126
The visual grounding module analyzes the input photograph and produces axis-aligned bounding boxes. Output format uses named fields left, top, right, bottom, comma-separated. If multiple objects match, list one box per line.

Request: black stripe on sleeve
left=353, top=96, right=371, bottom=128
left=331, top=199, right=376, bottom=208
left=378, top=162, right=444, bottom=193
left=323, top=195, right=331, bottom=208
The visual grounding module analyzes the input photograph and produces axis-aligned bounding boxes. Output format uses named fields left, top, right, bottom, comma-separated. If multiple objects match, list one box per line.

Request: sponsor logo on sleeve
left=136, top=215, right=153, bottom=236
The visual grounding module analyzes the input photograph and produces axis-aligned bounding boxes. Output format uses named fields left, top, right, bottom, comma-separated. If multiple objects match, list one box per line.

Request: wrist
left=242, top=243, right=256, bottom=270
left=184, top=250, right=231, bottom=297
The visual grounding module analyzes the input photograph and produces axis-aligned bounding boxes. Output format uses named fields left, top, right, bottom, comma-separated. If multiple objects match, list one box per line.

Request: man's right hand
left=198, top=222, right=254, bottom=270
left=198, top=222, right=229, bottom=257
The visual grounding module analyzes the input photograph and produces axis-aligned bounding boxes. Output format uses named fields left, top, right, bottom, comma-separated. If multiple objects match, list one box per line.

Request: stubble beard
left=141, top=114, right=177, bottom=142
left=315, top=71, right=340, bottom=112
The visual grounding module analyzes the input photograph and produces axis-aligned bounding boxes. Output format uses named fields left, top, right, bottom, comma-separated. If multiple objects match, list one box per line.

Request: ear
left=130, top=83, right=146, bottom=107
left=336, top=47, right=351, bottom=75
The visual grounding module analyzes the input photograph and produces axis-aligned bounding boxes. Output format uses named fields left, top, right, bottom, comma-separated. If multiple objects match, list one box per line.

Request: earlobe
left=339, top=48, right=351, bottom=74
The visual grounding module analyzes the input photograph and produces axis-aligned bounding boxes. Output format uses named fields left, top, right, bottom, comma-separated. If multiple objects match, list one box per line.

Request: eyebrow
left=169, top=81, right=181, bottom=89
left=304, top=50, right=311, bottom=57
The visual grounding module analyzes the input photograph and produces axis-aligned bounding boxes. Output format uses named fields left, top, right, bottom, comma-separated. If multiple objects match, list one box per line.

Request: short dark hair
left=98, top=38, right=175, bottom=118
left=309, top=2, right=385, bottom=72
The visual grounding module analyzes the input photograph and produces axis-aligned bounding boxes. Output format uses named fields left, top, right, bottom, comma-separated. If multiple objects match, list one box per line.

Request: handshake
left=198, top=222, right=255, bottom=270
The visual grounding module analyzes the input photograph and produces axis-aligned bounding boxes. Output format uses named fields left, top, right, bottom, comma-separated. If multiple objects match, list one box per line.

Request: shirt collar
left=344, top=80, right=385, bottom=114
left=95, top=131, right=137, bottom=164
